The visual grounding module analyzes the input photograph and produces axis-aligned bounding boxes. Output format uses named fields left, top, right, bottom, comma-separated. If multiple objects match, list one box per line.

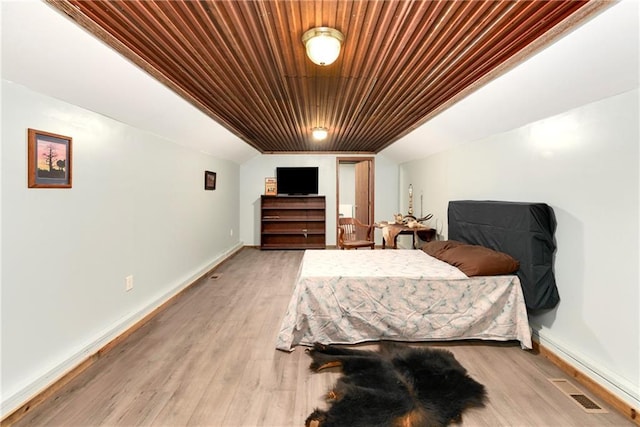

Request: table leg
left=383, top=236, right=399, bottom=249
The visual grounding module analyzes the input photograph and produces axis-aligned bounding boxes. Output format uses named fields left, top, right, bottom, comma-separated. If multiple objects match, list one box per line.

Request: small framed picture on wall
left=204, top=170, right=217, bottom=190
left=27, top=128, right=73, bottom=188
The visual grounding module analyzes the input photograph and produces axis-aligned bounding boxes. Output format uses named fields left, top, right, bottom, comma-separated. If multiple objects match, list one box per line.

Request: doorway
left=336, top=157, right=374, bottom=243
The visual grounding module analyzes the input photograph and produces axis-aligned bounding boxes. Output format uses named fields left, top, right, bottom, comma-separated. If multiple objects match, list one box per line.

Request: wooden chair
left=338, top=217, right=375, bottom=249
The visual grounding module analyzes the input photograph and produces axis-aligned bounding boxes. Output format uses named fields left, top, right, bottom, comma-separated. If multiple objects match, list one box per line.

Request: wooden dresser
left=260, top=195, right=326, bottom=250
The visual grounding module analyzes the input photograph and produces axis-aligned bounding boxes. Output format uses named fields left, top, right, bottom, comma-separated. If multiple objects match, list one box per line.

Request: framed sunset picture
left=28, top=128, right=73, bottom=188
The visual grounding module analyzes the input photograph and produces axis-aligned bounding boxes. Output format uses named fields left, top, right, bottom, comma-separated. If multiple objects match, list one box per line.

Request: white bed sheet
left=276, top=250, right=532, bottom=351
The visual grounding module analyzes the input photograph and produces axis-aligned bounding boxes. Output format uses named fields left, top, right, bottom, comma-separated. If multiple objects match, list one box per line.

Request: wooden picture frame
left=204, top=170, right=217, bottom=190
left=28, top=128, right=72, bottom=188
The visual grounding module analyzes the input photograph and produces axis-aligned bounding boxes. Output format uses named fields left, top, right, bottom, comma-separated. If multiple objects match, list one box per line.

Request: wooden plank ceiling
left=48, top=0, right=598, bottom=154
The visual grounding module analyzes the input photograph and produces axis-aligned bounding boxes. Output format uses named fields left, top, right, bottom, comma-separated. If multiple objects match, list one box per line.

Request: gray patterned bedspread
left=276, top=250, right=532, bottom=351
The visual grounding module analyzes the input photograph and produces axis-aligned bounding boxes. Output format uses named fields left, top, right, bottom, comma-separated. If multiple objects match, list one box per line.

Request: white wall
left=0, top=81, right=243, bottom=416
left=239, top=154, right=399, bottom=246
left=400, top=89, right=639, bottom=408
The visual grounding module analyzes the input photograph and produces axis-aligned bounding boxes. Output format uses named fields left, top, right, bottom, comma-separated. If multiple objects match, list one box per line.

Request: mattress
left=276, top=249, right=532, bottom=351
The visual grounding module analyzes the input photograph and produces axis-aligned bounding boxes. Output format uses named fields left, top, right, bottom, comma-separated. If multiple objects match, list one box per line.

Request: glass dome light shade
left=312, top=127, right=329, bottom=140
left=302, top=27, right=344, bottom=66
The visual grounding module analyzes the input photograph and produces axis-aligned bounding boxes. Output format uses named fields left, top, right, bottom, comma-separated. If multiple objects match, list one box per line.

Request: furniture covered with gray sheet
left=448, top=200, right=559, bottom=310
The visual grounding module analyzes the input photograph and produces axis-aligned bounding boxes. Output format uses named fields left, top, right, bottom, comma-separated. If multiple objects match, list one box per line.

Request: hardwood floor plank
left=9, top=248, right=634, bottom=426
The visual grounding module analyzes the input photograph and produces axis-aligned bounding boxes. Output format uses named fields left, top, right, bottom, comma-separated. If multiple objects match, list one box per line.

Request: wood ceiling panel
left=48, top=0, right=602, bottom=154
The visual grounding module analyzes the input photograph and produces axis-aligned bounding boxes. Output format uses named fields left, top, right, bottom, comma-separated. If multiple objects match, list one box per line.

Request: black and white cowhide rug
left=305, top=342, right=487, bottom=427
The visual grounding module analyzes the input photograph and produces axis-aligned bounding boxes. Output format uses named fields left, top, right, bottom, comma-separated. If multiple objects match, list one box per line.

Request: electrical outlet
left=125, top=275, right=133, bottom=291
left=230, top=229, right=233, bottom=236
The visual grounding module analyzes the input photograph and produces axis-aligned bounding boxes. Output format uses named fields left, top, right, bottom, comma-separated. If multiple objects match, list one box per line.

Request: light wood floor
left=11, top=248, right=633, bottom=426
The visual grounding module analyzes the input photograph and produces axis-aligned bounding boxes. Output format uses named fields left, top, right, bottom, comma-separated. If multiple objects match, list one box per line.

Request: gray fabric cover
left=448, top=200, right=559, bottom=311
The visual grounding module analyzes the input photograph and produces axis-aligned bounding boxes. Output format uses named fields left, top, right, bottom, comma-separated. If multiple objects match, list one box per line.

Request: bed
left=276, top=201, right=558, bottom=352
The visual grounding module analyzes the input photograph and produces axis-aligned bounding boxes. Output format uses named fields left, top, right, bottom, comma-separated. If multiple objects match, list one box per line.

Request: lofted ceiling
left=46, top=0, right=605, bottom=155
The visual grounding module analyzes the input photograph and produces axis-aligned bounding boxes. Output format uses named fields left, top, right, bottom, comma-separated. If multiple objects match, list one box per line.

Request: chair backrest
left=339, top=217, right=368, bottom=242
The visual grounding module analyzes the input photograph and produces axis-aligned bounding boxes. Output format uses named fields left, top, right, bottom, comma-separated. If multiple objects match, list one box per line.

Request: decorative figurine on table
left=405, top=184, right=433, bottom=225
left=417, top=213, right=433, bottom=223
left=404, top=184, right=416, bottom=221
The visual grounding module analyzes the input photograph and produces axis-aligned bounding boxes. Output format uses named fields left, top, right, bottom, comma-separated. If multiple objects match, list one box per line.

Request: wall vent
left=548, top=378, right=608, bottom=414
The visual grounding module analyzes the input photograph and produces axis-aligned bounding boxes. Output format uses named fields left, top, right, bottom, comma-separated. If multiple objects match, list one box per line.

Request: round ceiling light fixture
left=302, top=27, right=344, bottom=66
left=312, top=127, right=329, bottom=141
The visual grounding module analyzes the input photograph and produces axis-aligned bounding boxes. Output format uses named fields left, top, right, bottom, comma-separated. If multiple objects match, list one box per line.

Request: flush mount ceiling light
left=302, top=27, right=344, bottom=66
left=312, top=127, right=329, bottom=140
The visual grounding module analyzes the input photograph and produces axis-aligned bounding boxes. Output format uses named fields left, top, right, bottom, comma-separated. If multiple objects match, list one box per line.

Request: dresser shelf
left=260, top=195, right=326, bottom=250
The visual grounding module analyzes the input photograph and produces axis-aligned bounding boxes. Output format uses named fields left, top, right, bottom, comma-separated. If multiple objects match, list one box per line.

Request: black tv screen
left=276, top=167, right=319, bottom=195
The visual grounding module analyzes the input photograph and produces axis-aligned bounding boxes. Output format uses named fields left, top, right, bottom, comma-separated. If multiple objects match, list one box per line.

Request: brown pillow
left=421, top=240, right=464, bottom=258
left=436, top=244, right=520, bottom=276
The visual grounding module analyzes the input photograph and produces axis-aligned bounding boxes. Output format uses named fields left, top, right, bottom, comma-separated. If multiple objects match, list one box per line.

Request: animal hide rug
left=305, top=342, right=487, bottom=427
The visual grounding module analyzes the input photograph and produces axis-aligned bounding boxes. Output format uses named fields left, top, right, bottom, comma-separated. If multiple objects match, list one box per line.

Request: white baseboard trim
left=1, top=243, right=244, bottom=420
left=532, top=328, right=640, bottom=409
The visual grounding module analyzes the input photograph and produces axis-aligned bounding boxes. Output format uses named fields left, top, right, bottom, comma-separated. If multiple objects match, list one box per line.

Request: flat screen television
left=276, top=167, right=319, bottom=195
